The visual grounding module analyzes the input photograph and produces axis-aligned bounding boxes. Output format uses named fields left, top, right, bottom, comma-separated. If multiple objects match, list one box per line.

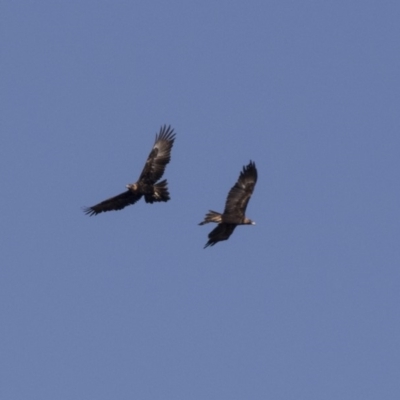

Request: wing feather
left=83, top=190, right=142, bottom=216
left=139, top=125, right=176, bottom=184
left=204, top=223, right=237, bottom=248
left=223, top=161, right=257, bottom=218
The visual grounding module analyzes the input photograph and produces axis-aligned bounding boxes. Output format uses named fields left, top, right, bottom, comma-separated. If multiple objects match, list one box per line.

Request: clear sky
left=1, top=1, right=400, bottom=399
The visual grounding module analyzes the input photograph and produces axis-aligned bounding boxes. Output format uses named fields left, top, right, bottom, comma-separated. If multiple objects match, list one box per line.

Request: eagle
left=199, top=161, right=257, bottom=248
left=83, top=125, right=176, bottom=216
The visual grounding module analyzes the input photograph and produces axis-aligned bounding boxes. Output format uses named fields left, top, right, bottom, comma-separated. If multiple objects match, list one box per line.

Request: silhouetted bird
left=199, top=161, right=257, bottom=248
left=83, top=125, right=176, bottom=216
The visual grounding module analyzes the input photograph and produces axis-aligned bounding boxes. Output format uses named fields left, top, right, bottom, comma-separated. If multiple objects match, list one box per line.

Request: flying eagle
left=83, top=125, right=176, bottom=216
left=199, top=161, right=257, bottom=248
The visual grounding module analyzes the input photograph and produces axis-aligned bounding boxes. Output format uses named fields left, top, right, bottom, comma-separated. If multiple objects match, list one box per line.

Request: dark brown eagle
left=199, top=161, right=257, bottom=248
left=83, top=125, right=176, bottom=216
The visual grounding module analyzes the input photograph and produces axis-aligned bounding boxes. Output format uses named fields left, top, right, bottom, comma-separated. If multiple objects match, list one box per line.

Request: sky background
left=1, top=1, right=400, bottom=399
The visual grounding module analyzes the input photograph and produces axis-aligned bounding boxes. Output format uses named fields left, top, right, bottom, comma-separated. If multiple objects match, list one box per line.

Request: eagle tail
left=145, top=179, right=170, bottom=203
left=198, top=210, right=222, bottom=225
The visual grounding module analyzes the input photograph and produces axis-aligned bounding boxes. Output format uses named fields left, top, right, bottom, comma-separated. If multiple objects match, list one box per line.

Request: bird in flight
left=83, top=125, right=176, bottom=216
left=199, top=161, right=257, bottom=248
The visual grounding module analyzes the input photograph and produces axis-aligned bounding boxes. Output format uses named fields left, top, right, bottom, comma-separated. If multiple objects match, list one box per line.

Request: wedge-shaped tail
left=198, top=210, right=222, bottom=225
left=145, top=179, right=170, bottom=203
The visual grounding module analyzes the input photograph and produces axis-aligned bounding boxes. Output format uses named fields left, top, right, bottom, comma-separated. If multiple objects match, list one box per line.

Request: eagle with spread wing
left=83, top=125, right=176, bottom=216
left=199, top=161, right=257, bottom=248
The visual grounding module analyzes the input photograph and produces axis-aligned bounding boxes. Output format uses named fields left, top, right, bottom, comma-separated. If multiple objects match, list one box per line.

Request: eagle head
left=126, top=183, right=138, bottom=191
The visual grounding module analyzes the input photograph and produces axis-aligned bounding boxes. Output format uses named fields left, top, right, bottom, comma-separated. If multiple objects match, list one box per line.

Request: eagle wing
left=204, top=223, right=237, bottom=248
left=223, top=161, right=257, bottom=219
left=83, top=190, right=142, bottom=216
left=138, top=125, right=176, bottom=184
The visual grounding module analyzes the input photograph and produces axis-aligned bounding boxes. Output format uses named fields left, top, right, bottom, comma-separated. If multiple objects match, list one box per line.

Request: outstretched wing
left=83, top=190, right=142, bottom=216
left=139, top=125, right=176, bottom=184
left=223, top=161, right=257, bottom=218
left=204, top=223, right=237, bottom=248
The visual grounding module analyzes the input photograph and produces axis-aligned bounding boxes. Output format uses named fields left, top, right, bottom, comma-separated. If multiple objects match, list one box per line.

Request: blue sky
left=1, top=1, right=400, bottom=399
